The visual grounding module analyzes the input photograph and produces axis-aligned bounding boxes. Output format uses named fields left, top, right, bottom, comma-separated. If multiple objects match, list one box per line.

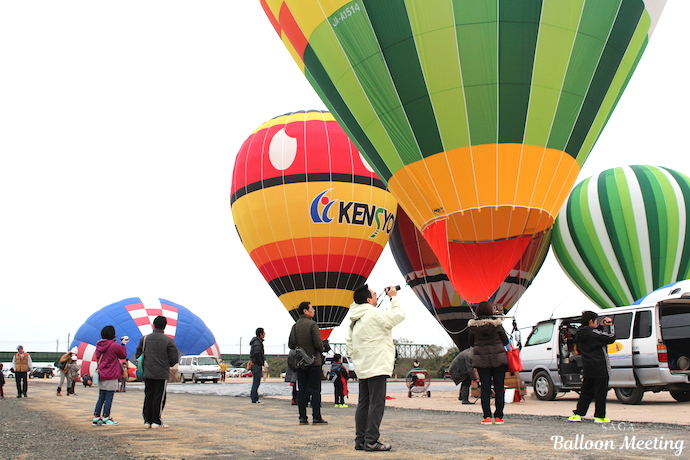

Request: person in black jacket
left=135, top=316, right=179, bottom=428
left=468, top=302, right=509, bottom=425
left=249, top=327, right=266, bottom=404
left=568, top=311, right=615, bottom=423
left=288, top=301, right=326, bottom=425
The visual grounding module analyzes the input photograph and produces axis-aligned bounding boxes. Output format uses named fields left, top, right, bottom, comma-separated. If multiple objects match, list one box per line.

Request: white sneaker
left=150, top=423, right=169, bottom=429
left=144, top=423, right=151, bottom=429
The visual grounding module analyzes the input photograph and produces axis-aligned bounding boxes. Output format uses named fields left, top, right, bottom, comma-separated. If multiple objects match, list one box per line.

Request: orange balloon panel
left=231, top=110, right=397, bottom=330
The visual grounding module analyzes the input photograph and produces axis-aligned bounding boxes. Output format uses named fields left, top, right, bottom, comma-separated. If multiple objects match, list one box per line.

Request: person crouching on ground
left=331, top=353, right=349, bottom=408
left=288, top=301, right=326, bottom=425
left=449, top=346, right=476, bottom=404
left=468, top=301, right=509, bottom=425
left=92, top=325, right=128, bottom=425
left=346, top=284, right=405, bottom=452
left=567, top=311, right=615, bottom=423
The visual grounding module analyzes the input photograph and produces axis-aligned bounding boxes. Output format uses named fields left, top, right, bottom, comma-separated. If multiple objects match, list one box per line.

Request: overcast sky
left=1, top=1, right=688, bottom=355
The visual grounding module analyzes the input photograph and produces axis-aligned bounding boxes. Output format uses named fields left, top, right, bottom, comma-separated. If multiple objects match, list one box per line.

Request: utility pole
left=67, top=333, right=71, bottom=350
left=239, top=337, right=242, bottom=362
left=56, top=339, right=59, bottom=353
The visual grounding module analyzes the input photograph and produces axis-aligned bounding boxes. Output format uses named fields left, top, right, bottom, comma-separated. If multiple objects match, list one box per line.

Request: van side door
left=631, top=309, right=661, bottom=384
left=608, top=312, right=635, bottom=386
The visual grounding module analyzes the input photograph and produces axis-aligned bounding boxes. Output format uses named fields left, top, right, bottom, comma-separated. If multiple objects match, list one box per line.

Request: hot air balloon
left=633, top=280, right=690, bottom=305
left=389, top=207, right=551, bottom=349
left=258, top=0, right=665, bottom=302
left=552, top=165, right=690, bottom=309
left=230, top=110, right=397, bottom=339
left=71, top=297, right=221, bottom=376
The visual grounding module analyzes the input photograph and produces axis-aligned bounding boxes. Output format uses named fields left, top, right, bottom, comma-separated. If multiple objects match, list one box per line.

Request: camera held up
left=385, top=285, right=401, bottom=293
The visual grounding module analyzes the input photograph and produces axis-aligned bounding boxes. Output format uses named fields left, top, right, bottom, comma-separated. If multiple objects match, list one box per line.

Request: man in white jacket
left=346, top=284, right=405, bottom=452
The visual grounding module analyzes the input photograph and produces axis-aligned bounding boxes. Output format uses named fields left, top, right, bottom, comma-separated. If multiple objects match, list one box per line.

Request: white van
left=323, top=355, right=356, bottom=380
left=519, top=293, right=690, bottom=404
left=178, top=355, right=221, bottom=383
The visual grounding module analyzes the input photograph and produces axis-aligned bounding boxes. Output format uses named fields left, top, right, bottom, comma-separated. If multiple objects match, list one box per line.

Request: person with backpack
left=330, top=354, right=349, bottom=408
left=56, top=347, right=77, bottom=396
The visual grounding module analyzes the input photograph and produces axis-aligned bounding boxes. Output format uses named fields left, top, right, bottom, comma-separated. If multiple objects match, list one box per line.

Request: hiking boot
left=481, top=417, right=493, bottom=425
left=92, top=417, right=103, bottom=426
left=493, top=418, right=505, bottom=424
left=567, top=414, right=582, bottom=422
left=101, top=417, right=118, bottom=425
left=594, top=417, right=611, bottom=423
left=365, top=442, right=391, bottom=451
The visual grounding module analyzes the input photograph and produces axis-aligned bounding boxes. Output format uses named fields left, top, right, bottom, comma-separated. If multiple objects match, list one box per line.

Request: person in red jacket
left=331, top=354, right=349, bottom=408
left=92, top=325, right=128, bottom=426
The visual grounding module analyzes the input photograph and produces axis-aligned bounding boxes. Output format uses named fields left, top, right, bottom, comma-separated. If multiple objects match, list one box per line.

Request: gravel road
left=1, top=379, right=688, bottom=460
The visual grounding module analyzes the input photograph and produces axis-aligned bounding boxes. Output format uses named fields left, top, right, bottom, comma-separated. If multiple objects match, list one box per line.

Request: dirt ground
left=2, top=378, right=689, bottom=460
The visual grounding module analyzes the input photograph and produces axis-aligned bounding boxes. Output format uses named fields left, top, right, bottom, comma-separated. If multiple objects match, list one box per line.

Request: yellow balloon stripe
left=280, top=288, right=354, bottom=313
left=233, top=181, right=397, bottom=253
left=387, top=144, right=580, bottom=242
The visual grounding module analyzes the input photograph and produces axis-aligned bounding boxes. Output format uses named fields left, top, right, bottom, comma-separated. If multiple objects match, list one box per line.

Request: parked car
left=30, top=367, right=55, bottom=379
left=2, top=368, right=15, bottom=379
left=240, top=370, right=252, bottom=378
left=178, top=355, right=221, bottom=383
left=322, top=355, right=356, bottom=379
left=226, top=368, right=245, bottom=378
left=520, top=292, right=690, bottom=404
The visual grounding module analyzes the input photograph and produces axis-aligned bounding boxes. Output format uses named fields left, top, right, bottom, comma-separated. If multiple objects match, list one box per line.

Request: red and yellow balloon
left=231, top=110, right=397, bottom=339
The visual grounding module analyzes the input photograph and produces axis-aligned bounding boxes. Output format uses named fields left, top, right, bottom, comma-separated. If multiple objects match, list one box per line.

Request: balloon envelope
left=633, top=280, right=690, bottom=305
left=70, top=297, right=220, bottom=376
left=259, top=0, right=665, bottom=302
left=389, top=207, right=552, bottom=349
left=230, top=110, right=397, bottom=338
left=553, top=166, right=690, bottom=309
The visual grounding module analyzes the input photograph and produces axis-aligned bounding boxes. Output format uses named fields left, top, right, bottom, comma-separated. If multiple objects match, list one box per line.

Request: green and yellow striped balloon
left=552, top=166, right=690, bottom=309
left=259, top=0, right=665, bottom=302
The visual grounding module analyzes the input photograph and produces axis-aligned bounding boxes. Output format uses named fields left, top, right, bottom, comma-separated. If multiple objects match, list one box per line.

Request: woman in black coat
left=468, top=301, right=509, bottom=425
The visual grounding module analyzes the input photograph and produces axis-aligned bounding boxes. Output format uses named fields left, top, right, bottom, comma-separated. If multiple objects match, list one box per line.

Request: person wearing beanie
left=92, top=325, right=128, bottom=425
left=11, top=345, right=32, bottom=398
left=135, top=315, right=179, bottom=428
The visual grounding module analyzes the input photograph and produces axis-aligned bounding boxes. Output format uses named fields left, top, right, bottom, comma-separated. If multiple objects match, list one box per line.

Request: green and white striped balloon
left=552, top=166, right=690, bottom=309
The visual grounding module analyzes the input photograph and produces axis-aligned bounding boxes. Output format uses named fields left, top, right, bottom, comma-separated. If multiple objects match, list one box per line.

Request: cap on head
left=17, top=345, right=23, bottom=351
left=153, top=315, right=167, bottom=329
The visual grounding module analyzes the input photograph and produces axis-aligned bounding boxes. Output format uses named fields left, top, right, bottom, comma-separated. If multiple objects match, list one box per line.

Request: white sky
left=1, top=1, right=688, bottom=355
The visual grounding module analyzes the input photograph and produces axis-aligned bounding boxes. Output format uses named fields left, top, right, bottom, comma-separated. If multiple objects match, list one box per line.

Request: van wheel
left=614, top=386, right=644, bottom=404
left=180, top=374, right=186, bottom=383
left=192, top=374, right=198, bottom=384
left=533, top=371, right=556, bottom=400
left=669, top=390, right=690, bottom=402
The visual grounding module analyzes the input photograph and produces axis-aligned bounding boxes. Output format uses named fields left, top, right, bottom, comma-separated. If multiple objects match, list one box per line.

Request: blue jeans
left=94, top=389, right=114, bottom=418
left=250, top=365, right=262, bottom=402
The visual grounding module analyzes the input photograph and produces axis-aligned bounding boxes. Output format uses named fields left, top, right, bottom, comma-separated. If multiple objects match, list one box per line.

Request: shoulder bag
left=506, top=343, right=523, bottom=373
left=137, top=335, right=147, bottom=379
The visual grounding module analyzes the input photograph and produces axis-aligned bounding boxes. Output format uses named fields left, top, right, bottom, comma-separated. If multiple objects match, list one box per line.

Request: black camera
left=385, top=285, right=401, bottom=292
